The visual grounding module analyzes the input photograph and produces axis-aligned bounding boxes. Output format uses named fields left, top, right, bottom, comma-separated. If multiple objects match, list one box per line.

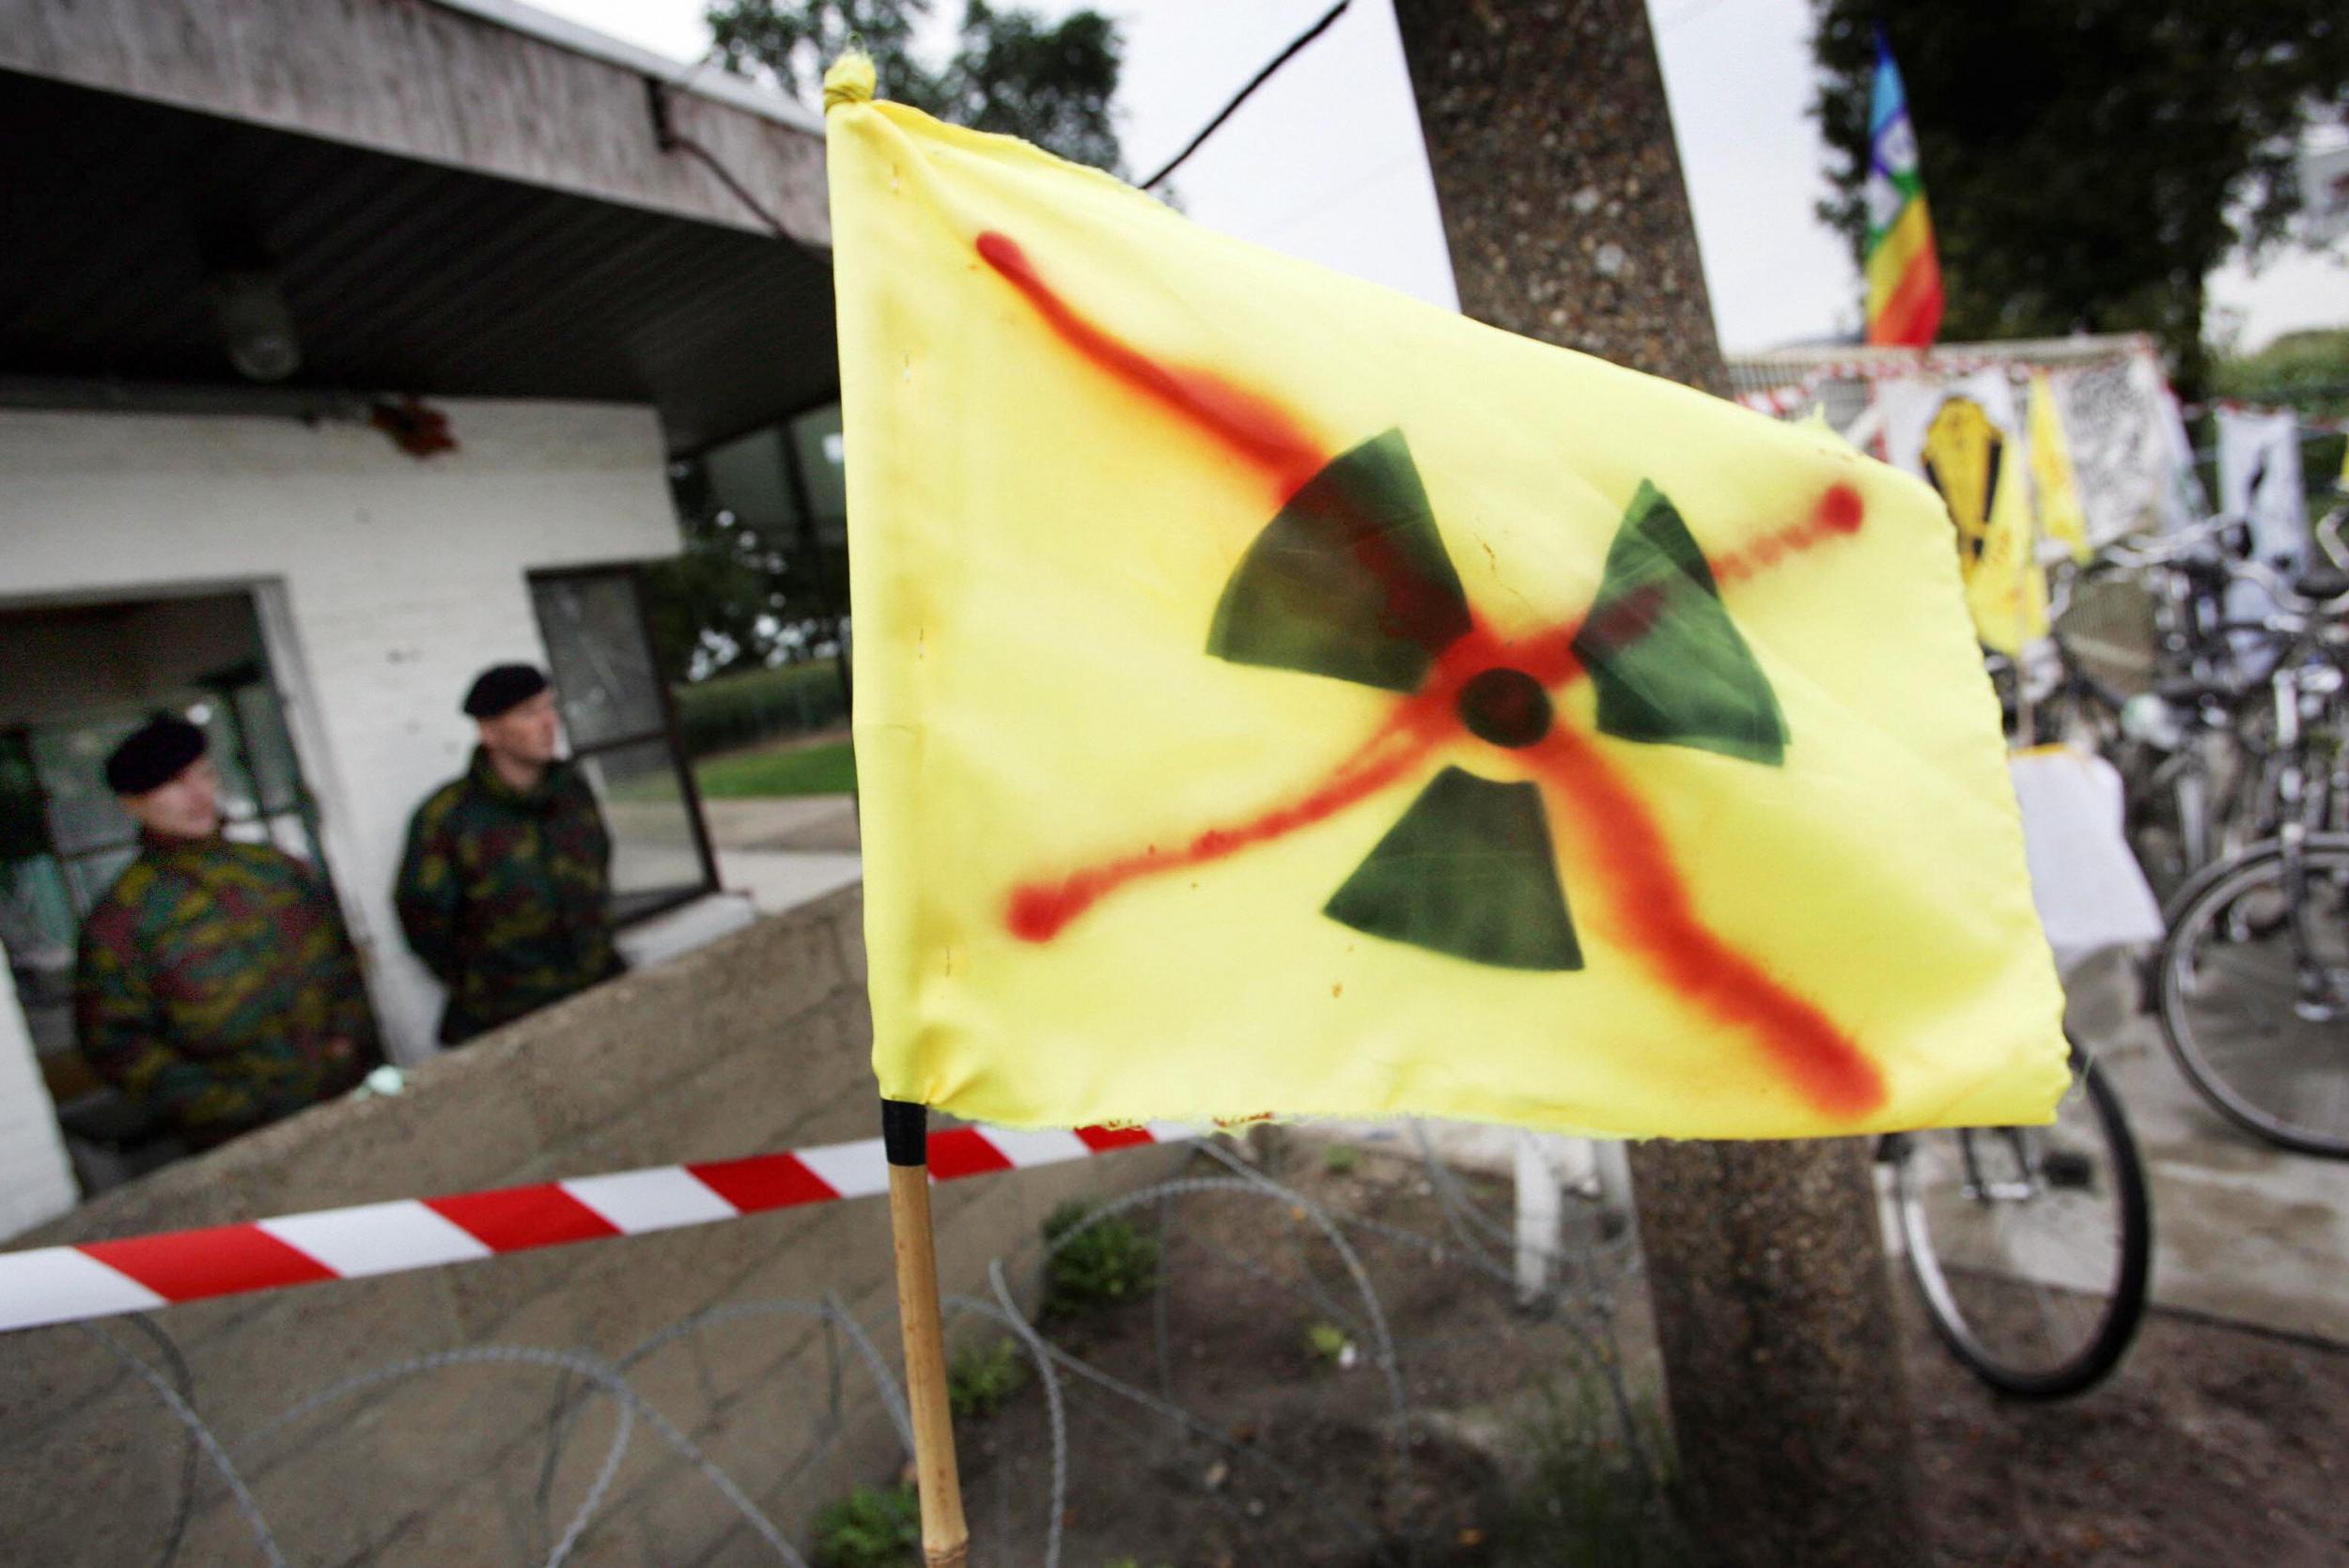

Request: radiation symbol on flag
left=1206, top=429, right=1788, bottom=972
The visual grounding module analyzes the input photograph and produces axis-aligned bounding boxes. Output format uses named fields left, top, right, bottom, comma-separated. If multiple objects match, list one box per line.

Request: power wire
left=1142, top=1, right=1352, bottom=192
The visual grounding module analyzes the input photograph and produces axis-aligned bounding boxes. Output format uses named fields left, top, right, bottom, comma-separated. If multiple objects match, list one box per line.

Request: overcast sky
left=533, top=0, right=2342, bottom=355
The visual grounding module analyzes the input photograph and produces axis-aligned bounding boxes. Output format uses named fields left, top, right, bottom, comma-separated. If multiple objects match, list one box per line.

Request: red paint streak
left=1820, top=482, right=1865, bottom=534
left=1008, top=703, right=1451, bottom=942
left=980, top=227, right=1481, bottom=665
left=977, top=231, right=1326, bottom=498
left=1521, top=728, right=1885, bottom=1118
left=1713, top=486, right=1867, bottom=585
left=975, top=237, right=1883, bottom=1114
left=1000, top=481, right=1871, bottom=950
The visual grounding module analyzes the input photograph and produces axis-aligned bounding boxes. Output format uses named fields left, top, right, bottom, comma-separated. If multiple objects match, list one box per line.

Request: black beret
left=104, top=715, right=208, bottom=797
left=461, top=663, right=551, bottom=719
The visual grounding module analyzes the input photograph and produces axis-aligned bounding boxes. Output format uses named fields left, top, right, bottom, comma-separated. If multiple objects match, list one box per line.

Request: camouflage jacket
left=74, top=832, right=379, bottom=1148
left=395, top=749, right=623, bottom=1044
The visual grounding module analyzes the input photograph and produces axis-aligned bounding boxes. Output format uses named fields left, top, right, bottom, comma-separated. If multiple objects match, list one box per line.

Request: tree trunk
left=1389, top=4, right=1922, bottom=1560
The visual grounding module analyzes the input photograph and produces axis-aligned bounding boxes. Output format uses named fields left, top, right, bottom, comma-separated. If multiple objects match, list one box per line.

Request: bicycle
left=2151, top=578, right=2349, bottom=1157
left=1875, top=1038, right=2152, bottom=1398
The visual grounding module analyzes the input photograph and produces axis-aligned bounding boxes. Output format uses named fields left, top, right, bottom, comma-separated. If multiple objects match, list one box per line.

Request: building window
left=528, top=570, right=718, bottom=924
left=659, top=400, right=851, bottom=682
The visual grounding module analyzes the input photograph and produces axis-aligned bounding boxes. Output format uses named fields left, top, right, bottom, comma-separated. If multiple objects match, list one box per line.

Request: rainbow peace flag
left=1863, top=34, right=1945, bottom=348
left=824, top=56, right=2064, bottom=1141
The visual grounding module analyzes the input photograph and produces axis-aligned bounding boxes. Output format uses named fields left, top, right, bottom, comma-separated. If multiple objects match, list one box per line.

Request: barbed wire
left=21, top=1128, right=1649, bottom=1566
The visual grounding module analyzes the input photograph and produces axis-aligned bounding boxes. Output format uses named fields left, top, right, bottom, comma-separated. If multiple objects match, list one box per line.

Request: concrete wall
left=0, top=889, right=1181, bottom=1565
left=0, top=399, right=683, bottom=1064
left=0, top=0, right=830, bottom=245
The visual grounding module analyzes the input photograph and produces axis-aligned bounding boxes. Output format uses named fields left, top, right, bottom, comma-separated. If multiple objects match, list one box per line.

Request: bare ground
left=932, top=1140, right=2349, bottom=1568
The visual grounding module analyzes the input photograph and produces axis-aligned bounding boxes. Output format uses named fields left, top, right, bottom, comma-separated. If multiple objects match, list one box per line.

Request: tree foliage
left=643, top=457, right=845, bottom=683
left=1811, top=1, right=2349, bottom=391
left=707, top=0, right=1126, bottom=172
left=647, top=2, right=1128, bottom=691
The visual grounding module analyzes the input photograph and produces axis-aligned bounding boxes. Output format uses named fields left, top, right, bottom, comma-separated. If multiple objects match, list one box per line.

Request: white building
left=0, top=0, right=843, bottom=1232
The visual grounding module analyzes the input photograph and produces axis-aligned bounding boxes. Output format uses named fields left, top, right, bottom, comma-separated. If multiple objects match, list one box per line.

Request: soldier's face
left=121, top=756, right=223, bottom=841
left=478, top=691, right=562, bottom=766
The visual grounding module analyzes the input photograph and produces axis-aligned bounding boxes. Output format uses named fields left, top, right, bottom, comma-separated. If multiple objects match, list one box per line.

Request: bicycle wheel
left=1892, top=1048, right=2151, bottom=1398
left=2156, top=836, right=2349, bottom=1157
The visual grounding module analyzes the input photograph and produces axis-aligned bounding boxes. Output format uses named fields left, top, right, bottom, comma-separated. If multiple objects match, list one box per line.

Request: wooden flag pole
left=881, top=1099, right=970, bottom=1567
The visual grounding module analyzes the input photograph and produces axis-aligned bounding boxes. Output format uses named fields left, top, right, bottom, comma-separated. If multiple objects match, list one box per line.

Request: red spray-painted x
left=972, top=232, right=1881, bottom=1120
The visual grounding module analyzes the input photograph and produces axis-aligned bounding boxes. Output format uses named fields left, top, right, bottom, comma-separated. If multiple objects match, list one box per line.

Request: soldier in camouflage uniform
left=395, top=664, right=623, bottom=1045
left=75, top=715, right=379, bottom=1150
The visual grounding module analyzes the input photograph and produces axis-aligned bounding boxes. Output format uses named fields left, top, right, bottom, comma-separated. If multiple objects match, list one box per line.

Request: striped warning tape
left=0, top=1123, right=1190, bottom=1335
left=1736, top=381, right=1816, bottom=417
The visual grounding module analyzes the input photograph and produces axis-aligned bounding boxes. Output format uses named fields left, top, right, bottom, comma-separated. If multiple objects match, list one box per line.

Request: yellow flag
left=2028, top=374, right=2091, bottom=563
left=1921, top=395, right=2050, bottom=656
left=1969, top=444, right=2051, bottom=656
left=824, top=57, right=2066, bottom=1140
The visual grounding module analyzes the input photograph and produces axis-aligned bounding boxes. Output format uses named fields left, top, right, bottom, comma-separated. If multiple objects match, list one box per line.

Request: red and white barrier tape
left=0, top=1123, right=1190, bottom=1335
left=1736, top=381, right=1816, bottom=417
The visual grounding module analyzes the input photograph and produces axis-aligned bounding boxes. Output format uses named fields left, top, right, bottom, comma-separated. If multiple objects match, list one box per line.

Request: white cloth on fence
left=2008, top=748, right=2164, bottom=973
left=1875, top=369, right=2022, bottom=489
left=2216, top=406, right=2310, bottom=566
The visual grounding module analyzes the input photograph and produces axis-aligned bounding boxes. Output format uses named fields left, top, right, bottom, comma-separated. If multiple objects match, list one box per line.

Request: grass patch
left=1498, top=1377, right=1689, bottom=1566
left=947, top=1336, right=1025, bottom=1420
left=692, top=738, right=857, bottom=799
left=809, top=1483, right=920, bottom=1568
left=1303, top=1320, right=1356, bottom=1368
left=1042, top=1200, right=1159, bottom=1315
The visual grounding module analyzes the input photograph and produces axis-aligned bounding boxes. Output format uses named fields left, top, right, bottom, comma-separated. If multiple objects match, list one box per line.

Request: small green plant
left=1320, top=1142, right=1362, bottom=1174
left=1304, top=1320, right=1355, bottom=1366
left=810, top=1483, right=920, bottom=1568
left=1042, top=1200, right=1159, bottom=1312
left=947, top=1336, right=1025, bottom=1419
left=1499, top=1376, right=1689, bottom=1566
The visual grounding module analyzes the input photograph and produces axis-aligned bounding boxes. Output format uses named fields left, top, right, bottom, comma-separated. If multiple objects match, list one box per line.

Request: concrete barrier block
left=19, top=1151, right=249, bottom=1246
left=0, top=1386, right=207, bottom=1565
left=319, top=1338, right=580, bottom=1504
left=764, top=1069, right=879, bottom=1157
left=563, top=1224, right=781, bottom=1360
left=620, top=1034, right=868, bottom=1172
left=830, top=888, right=869, bottom=987
left=179, top=1268, right=459, bottom=1440
left=237, top=1069, right=549, bottom=1215
left=440, top=1236, right=598, bottom=1342
left=240, top=1419, right=406, bottom=1565
left=512, top=959, right=716, bottom=1148
left=729, top=1193, right=896, bottom=1313
left=692, top=906, right=847, bottom=1046
left=365, top=1448, right=536, bottom=1568
left=636, top=1357, right=895, bottom=1563
left=0, top=1321, right=137, bottom=1451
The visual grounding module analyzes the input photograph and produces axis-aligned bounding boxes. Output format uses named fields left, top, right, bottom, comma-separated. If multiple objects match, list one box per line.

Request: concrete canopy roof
left=0, top=0, right=839, bottom=454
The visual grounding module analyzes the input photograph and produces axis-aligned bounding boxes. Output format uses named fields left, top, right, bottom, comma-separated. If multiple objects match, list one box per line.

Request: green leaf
left=1573, top=482, right=1786, bottom=766
left=1207, top=430, right=1473, bottom=692
left=1323, top=768, right=1581, bottom=970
